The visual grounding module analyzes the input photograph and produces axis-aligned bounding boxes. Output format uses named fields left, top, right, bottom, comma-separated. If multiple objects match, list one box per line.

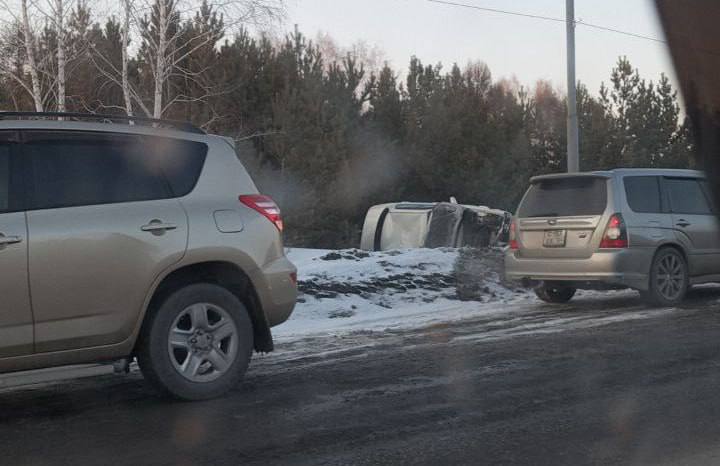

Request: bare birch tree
left=1, top=0, right=94, bottom=112
left=0, top=0, right=45, bottom=110
left=86, top=0, right=151, bottom=116
left=81, top=0, right=284, bottom=118
left=53, top=0, right=66, bottom=111
left=137, top=0, right=285, bottom=118
left=122, top=0, right=133, bottom=115
left=150, top=0, right=168, bottom=118
left=37, top=0, right=89, bottom=112
left=22, top=0, right=43, bottom=110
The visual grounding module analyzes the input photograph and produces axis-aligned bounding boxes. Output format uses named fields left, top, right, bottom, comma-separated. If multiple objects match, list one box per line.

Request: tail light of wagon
left=599, top=213, right=628, bottom=249
left=509, top=220, right=519, bottom=250
left=239, top=195, right=284, bottom=231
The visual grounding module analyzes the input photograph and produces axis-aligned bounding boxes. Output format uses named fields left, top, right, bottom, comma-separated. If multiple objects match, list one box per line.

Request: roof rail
left=0, top=112, right=206, bottom=134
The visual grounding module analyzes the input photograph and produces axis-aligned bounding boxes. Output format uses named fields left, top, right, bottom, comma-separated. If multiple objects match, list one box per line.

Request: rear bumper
left=250, top=256, right=297, bottom=327
left=504, top=248, right=652, bottom=290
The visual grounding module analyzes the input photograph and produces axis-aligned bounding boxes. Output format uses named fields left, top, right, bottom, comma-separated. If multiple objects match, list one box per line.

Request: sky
left=285, top=0, right=676, bottom=96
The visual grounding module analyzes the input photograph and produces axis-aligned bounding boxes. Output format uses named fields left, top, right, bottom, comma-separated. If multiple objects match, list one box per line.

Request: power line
left=577, top=20, right=666, bottom=44
left=426, top=0, right=667, bottom=45
left=426, top=0, right=565, bottom=24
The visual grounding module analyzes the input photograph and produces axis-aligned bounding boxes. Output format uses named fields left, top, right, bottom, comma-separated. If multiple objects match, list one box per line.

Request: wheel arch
left=654, top=242, right=690, bottom=269
left=640, top=242, right=690, bottom=306
left=135, top=261, right=273, bottom=354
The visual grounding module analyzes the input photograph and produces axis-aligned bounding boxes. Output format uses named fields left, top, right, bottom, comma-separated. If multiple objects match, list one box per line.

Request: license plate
left=543, top=230, right=566, bottom=247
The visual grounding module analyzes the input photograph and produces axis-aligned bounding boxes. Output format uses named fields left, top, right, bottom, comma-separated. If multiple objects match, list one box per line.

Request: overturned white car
left=360, top=199, right=511, bottom=251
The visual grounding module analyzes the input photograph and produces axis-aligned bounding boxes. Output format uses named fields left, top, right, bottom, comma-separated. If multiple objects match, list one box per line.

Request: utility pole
left=566, top=0, right=580, bottom=172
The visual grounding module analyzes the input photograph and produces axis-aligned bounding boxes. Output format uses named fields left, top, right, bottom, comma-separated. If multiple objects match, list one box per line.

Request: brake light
left=599, top=213, right=628, bottom=249
left=509, top=220, right=519, bottom=250
left=239, top=195, right=283, bottom=231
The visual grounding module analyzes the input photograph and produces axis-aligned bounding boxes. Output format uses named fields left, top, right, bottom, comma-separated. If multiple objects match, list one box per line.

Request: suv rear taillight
left=599, top=213, right=628, bottom=249
left=509, top=220, right=519, bottom=250
left=239, top=195, right=283, bottom=231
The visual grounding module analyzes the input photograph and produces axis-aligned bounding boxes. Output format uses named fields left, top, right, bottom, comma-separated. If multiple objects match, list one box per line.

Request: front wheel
left=137, top=283, right=254, bottom=400
left=640, top=248, right=688, bottom=307
left=534, top=283, right=576, bottom=303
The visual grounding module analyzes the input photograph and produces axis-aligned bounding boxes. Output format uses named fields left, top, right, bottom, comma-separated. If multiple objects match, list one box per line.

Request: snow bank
left=275, top=247, right=532, bottom=339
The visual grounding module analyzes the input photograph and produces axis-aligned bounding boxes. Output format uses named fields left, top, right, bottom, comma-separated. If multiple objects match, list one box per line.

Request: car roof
left=531, top=168, right=704, bottom=183
left=0, top=119, right=212, bottom=143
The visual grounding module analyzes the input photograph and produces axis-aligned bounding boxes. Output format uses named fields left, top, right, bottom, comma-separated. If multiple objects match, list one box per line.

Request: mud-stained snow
left=276, top=247, right=533, bottom=339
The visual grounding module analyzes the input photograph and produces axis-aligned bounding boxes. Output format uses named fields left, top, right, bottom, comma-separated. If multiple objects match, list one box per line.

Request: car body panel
left=517, top=215, right=605, bottom=259
left=360, top=203, right=393, bottom=250
left=671, top=213, right=720, bottom=276
left=505, top=248, right=653, bottom=290
left=180, top=194, right=296, bottom=327
left=28, top=199, right=189, bottom=353
left=380, top=210, right=432, bottom=250
left=0, top=212, right=34, bottom=357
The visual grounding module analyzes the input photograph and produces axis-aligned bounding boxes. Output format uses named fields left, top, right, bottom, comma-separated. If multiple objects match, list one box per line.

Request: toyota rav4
left=0, top=113, right=297, bottom=400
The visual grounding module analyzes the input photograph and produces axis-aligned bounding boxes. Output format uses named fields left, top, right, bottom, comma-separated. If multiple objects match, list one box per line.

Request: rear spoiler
left=529, top=172, right=611, bottom=183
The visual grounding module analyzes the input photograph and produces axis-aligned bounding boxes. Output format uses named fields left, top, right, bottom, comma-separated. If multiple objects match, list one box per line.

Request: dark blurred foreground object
left=656, top=1, right=720, bottom=209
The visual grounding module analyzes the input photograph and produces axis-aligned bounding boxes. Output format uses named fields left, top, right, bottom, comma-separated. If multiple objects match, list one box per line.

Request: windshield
left=518, top=177, right=608, bottom=217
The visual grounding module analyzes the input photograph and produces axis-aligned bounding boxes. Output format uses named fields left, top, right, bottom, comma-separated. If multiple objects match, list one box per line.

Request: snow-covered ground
left=275, top=247, right=534, bottom=339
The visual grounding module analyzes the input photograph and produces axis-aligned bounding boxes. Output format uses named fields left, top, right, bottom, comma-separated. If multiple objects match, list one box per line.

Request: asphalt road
left=3, top=289, right=720, bottom=466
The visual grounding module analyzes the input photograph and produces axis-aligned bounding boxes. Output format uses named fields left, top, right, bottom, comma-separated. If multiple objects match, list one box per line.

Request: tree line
left=0, top=0, right=695, bottom=247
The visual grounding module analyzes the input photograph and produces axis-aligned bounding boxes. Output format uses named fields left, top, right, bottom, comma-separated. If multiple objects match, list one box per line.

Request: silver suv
left=0, top=113, right=297, bottom=400
left=505, top=168, right=720, bottom=306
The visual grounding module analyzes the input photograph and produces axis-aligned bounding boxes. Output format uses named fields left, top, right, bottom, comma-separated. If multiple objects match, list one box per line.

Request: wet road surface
left=3, top=289, right=720, bottom=465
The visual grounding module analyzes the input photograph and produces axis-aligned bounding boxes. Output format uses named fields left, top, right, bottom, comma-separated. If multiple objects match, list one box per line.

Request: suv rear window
left=624, top=176, right=662, bottom=213
left=150, top=137, right=207, bottom=197
left=518, top=177, right=607, bottom=217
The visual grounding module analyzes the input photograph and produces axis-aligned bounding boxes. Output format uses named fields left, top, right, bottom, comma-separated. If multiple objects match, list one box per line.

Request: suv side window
left=624, top=176, right=662, bottom=213
left=26, top=132, right=169, bottom=210
left=664, top=177, right=713, bottom=215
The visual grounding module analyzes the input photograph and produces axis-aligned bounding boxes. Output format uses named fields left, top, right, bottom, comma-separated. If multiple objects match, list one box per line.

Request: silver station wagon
left=505, top=169, right=720, bottom=306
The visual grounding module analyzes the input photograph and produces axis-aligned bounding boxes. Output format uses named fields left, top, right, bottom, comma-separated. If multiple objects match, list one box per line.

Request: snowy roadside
left=274, top=247, right=535, bottom=340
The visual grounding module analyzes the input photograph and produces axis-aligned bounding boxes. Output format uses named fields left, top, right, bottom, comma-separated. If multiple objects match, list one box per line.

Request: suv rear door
left=515, top=176, right=609, bottom=259
left=622, top=175, right=674, bottom=247
left=663, top=176, right=720, bottom=276
left=0, top=132, right=33, bottom=357
left=23, top=131, right=195, bottom=353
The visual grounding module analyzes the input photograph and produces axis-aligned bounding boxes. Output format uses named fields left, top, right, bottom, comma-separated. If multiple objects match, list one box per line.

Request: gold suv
left=0, top=113, right=297, bottom=400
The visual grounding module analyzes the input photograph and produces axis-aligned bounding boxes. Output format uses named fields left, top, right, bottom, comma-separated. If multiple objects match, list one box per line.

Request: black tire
left=534, top=283, right=577, bottom=303
left=640, top=248, right=688, bottom=307
left=137, top=283, right=254, bottom=400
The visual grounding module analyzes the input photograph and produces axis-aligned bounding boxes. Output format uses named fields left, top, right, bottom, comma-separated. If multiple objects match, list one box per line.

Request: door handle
left=0, top=235, right=22, bottom=246
left=676, top=220, right=691, bottom=228
left=141, top=221, right=178, bottom=233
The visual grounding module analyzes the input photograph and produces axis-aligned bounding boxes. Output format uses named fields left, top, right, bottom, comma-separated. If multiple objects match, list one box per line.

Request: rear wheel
left=137, top=283, right=254, bottom=400
left=640, top=248, right=688, bottom=307
left=534, top=283, right=577, bottom=303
